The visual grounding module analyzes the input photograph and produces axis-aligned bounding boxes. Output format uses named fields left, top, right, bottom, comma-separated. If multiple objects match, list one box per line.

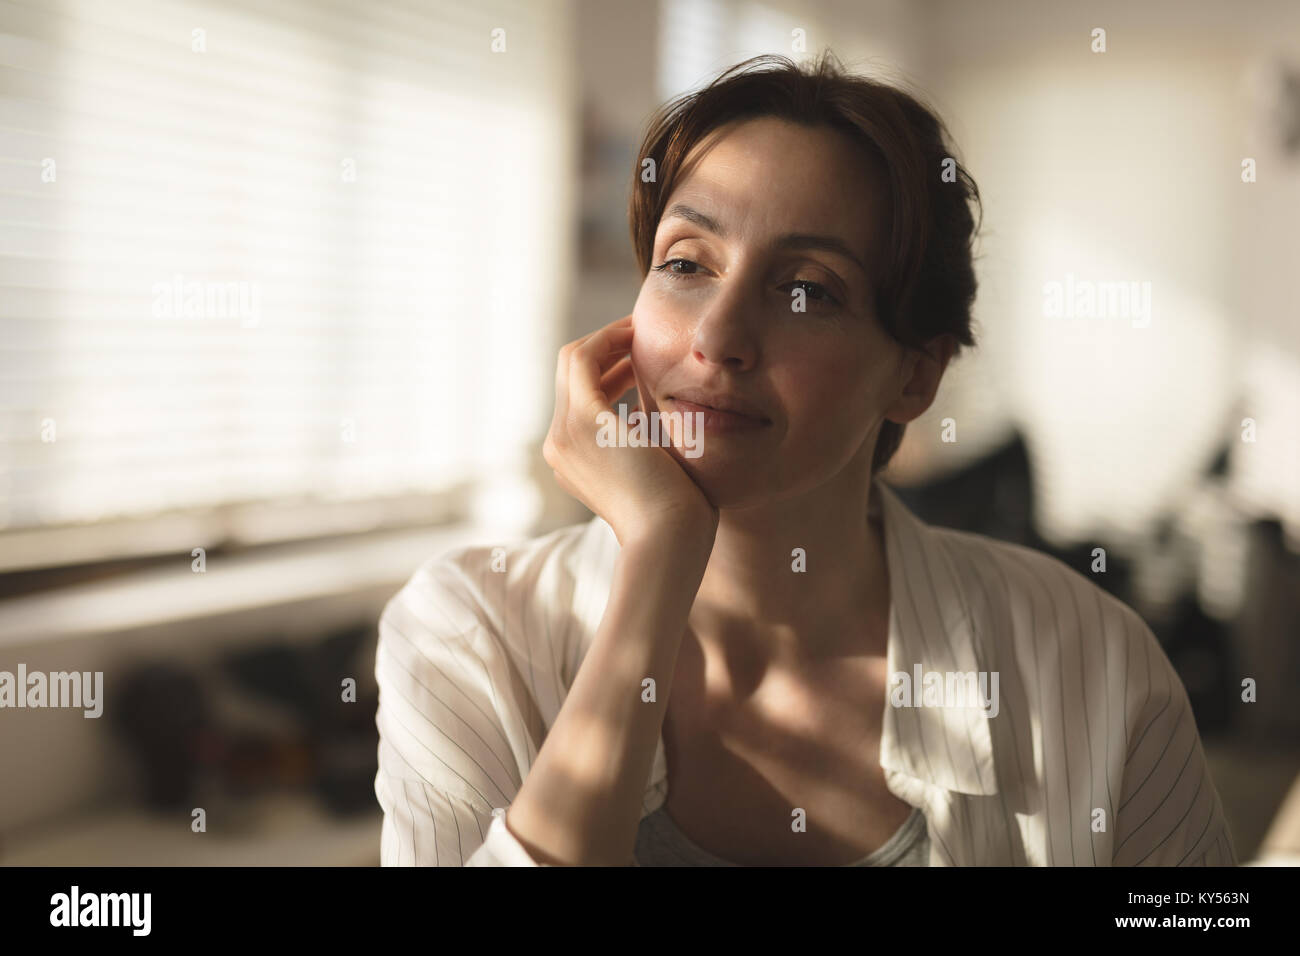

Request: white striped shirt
left=372, top=478, right=1238, bottom=866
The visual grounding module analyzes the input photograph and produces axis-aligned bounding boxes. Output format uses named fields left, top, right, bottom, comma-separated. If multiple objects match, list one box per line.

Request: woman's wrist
left=620, top=506, right=717, bottom=561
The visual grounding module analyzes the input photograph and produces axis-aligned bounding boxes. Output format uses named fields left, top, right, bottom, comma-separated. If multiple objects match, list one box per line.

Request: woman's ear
left=883, top=333, right=957, bottom=425
left=925, top=333, right=958, bottom=377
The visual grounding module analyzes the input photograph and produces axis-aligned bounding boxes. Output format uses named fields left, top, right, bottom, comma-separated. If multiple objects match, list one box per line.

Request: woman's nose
left=689, top=282, right=759, bottom=372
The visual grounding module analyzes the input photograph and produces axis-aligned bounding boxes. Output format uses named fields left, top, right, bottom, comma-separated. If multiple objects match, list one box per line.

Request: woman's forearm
left=504, top=523, right=714, bottom=865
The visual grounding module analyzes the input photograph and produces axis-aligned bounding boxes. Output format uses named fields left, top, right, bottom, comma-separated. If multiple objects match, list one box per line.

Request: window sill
left=0, top=521, right=496, bottom=650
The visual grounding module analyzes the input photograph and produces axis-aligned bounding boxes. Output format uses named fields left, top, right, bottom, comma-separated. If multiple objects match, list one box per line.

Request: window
left=0, top=0, right=574, bottom=572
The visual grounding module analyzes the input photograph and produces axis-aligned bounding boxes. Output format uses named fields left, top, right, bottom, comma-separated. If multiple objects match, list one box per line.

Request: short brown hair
left=628, top=50, right=981, bottom=473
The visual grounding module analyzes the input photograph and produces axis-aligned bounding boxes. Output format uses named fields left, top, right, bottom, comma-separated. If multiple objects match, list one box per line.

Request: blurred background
left=0, top=0, right=1296, bottom=865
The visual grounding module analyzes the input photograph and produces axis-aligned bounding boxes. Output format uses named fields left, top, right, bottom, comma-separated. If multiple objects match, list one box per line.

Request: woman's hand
left=542, top=315, right=718, bottom=547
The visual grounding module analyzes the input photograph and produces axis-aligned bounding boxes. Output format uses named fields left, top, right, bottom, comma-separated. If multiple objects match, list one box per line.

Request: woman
left=373, top=52, right=1236, bottom=866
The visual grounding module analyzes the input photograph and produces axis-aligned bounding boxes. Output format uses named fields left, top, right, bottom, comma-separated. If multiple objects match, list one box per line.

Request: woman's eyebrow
left=661, top=203, right=868, bottom=278
left=772, top=234, right=869, bottom=278
left=663, top=202, right=725, bottom=235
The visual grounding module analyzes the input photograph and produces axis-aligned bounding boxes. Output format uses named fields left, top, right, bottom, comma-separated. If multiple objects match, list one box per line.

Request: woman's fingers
left=573, top=315, right=633, bottom=354
left=598, top=354, right=637, bottom=404
left=600, top=356, right=637, bottom=405
left=553, top=315, right=636, bottom=430
left=572, top=327, right=634, bottom=404
left=556, top=320, right=629, bottom=402
left=597, top=344, right=631, bottom=378
left=583, top=326, right=633, bottom=361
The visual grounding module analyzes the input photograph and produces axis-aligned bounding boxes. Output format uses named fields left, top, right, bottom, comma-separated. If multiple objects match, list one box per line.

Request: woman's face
left=630, top=115, right=938, bottom=509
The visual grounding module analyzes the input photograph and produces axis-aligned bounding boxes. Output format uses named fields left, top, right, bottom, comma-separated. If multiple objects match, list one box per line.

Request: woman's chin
left=671, top=456, right=772, bottom=511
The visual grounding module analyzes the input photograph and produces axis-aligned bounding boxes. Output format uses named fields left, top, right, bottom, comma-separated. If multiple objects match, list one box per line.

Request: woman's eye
left=785, top=279, right=840, bottom=307
left=652, top=258, right=701, bottom=277
left=651, top=260, right=841, bottom=309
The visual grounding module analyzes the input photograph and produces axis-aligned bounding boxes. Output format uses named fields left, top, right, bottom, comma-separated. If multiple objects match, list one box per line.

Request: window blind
left=656, top=0, right=822, bottom=104
left=0, top=0, right=574, bottom=572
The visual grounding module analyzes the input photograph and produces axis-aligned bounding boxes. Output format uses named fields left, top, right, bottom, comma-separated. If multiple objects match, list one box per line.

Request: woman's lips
left=664, top=398, right=772, bottom=433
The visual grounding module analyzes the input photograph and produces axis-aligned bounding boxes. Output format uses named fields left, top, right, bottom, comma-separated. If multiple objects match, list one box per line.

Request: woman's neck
left=689, top=462, right=891, bottom=666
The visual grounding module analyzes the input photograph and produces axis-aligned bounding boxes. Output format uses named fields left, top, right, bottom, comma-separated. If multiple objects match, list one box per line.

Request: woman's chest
left=659, top=649, right=915, bottom=866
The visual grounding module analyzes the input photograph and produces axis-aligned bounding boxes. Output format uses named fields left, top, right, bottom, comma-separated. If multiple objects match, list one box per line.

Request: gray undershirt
left=634, top=804, right=930, bottom=866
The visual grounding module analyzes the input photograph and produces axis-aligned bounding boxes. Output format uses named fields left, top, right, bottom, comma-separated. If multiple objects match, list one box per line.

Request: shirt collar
left=875, top=477, right=999, bottom=796
left=640, top=477, right=1001, bottom=805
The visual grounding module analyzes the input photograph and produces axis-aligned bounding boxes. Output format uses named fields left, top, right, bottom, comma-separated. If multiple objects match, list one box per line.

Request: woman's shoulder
left=374, top=515, right=620, bottom=735
left=380, top=515, right=618, bottom=647
left=922, top=522, right=1159, bottom=663
left=922, top=525, right=1200, bottom=782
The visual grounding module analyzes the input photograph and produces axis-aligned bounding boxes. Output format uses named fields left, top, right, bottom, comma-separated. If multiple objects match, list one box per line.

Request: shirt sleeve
left=1113, top=617, right=1238, bottom=866
left=373, top=549, right=553, bottom=867
left=374, top=741, right=548, bottom=866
